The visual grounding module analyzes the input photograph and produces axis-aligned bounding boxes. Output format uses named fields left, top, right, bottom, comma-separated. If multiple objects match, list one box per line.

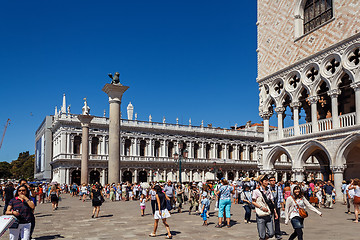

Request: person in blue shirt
left=200, top=192, right=210, bottom=226
left=215, top=178, right=234, bottom=228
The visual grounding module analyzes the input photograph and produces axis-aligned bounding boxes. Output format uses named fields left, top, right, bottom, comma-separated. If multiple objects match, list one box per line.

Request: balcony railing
left=267, top=112, right=356, bottom=142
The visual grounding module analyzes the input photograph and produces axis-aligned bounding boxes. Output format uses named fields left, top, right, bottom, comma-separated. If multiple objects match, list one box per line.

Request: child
left=140, top=194, right=147, bottom=216
left=200, top=192, right=210, bottom=226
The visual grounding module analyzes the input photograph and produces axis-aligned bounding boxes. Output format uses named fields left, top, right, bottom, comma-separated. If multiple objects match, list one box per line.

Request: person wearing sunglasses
left=6, top=185, right=35, bottom=240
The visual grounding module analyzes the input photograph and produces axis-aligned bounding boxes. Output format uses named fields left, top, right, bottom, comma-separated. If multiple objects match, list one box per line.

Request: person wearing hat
left=200, top=192, right=210, bottom=226
left=252, top=174, right=278, bottom=240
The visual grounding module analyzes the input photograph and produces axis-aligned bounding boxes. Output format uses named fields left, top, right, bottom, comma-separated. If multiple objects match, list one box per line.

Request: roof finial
left=61, top=93, right=66, bottom=114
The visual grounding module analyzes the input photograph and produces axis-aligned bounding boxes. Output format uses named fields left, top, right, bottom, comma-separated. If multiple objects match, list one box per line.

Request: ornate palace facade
left=257, top=0, right=360, bottom=200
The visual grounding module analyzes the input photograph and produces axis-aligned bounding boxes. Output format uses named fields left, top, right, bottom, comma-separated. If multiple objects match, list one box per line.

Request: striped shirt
left=9, top=197, right=33, bottom=224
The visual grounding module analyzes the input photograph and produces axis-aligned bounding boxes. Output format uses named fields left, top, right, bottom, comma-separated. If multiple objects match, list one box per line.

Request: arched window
left=304, top=0, right=333, bottom=33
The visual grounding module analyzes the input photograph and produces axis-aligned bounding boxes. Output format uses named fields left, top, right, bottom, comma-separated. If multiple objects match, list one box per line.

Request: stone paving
left=1, top=195, right=359, bottom=239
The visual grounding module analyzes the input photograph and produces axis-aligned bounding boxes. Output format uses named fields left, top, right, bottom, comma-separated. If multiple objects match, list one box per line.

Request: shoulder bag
left=354, top=196, right=360, bottom=204
left=255, top=191, right=271, bottom=217
left=292, top=196, right=308, bottom=218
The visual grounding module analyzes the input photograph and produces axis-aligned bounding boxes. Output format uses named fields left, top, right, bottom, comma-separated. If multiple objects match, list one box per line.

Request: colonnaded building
left=257, top=0, right=360, bottom=198
left=35, top=94, right=264, bottom=186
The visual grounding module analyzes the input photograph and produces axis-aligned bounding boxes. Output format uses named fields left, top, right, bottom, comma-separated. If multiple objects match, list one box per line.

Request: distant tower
left=61, top=94, right=66, bottom=114
left=127, top=102, right=134, bottom=120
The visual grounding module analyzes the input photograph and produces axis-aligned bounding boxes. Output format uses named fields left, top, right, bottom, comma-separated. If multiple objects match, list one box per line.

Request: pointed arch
left=295, top=140, right=332, bottom=168
left=331, top=68, right=355, bottom=89
left=266, top=145, right=292, bottom=169
left=335, top=133, right=360, bottom=166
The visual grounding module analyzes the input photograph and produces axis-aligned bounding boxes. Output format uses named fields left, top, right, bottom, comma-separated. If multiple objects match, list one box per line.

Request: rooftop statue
left=108, top=72, right=122, bottom=85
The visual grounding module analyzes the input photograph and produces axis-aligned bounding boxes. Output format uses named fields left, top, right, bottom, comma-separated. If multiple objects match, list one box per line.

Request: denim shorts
left=291, top=216, right=304, bottom=229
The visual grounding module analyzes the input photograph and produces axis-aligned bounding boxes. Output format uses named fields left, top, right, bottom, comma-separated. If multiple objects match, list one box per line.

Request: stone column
left=119, top=169, right=122, bottom=182
left=275, top=107, right=285, bottom=138
left=261, top=112, right=271, bottom=142
left=149, top=169, right=153, bottom=182
left=189, top=170, right=193, bottom=182
left=201, top=170, right=205, bottom=183
left=307, top=96, right=319, bottom=133
left=223, top=144, right=228, bottom=160
left=163, top=169, right=167, bottom=182
left=101, top=169, right=106, bottom=186
left=245, top=145, right=250, bottom=160
left=332, top=166, right=345, bottom=201
left=292, top=168, right=304, bottom=182
left=134, top=169, right=138, bottom=183
left=290, top=102, right=302, bottom=136
left=65, top=168, right=70, bottom=185
left=102, top=83, right=129, bottom=184
left=328, top=89, right=341, bottom=129
left=351, top=82, right=360, bottom=125
left=78, top=115, right=94, bottom=185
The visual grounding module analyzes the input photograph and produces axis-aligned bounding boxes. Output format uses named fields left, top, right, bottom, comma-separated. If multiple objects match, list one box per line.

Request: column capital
left=275, top=107, right=285, bottom=114
left=350, top=82, right=360, bottom=91
left=260, top=111, right=272, bottom=120
left=102, top=83, right=129, bottom=103
left=327, top=89, right=341, bottom=98
left=290, top=102, right=302, bottom=109
left=307, top=96, right=319, bottom=104
left=292, top=167, right=304, bottom=173
left=331, top=165, right=346, bottom=173
left=78, top=115, right=94, bottom=127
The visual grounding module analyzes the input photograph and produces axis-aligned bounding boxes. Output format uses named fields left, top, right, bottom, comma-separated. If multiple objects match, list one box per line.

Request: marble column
left=275, top=107, right=285, bottom=138
left=65, top=168, right=70, bottom=185
left=201, top=170, right=205, bottom=183
left=101, top=169, right=106, bottom=186
left=328, top=89, right=341, bottom=129
left=351, top=82, right=360, bottom=125
left=308, top=96, right=319, bottom=133
left=293, top=168, right=304, bottom=182
left=78, top=114, right=94, bottom=185
left=163, top=169, right=167, bottom=182
left=134, top=169, right=138, bottom=183
left=149, top=169, right=153, bottom=182
left=290, top=102, right=302, bottom=136
left=189, top=170, right=193, bottom=182
left=262, top=112, right=271, bottom=142
left=119, top=169, right=122, bottom=182
left=102, top=82, right=129, bottom=184
left=332, top=166, right=345, bottom=201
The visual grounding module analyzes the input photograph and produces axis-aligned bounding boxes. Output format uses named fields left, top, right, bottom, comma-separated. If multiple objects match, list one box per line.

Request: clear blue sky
left=0, top=0, right=263, bottom=162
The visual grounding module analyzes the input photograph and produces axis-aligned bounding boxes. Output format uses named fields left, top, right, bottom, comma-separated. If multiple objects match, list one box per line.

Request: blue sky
left=0, top=0, right=264, bottom=162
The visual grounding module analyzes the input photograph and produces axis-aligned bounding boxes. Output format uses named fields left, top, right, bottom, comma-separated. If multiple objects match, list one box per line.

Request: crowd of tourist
left=0, top=175, right=359, bottom=240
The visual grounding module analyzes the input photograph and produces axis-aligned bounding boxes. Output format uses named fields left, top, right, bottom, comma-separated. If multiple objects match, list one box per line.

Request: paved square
left=1, top=196, right=358, bottom=239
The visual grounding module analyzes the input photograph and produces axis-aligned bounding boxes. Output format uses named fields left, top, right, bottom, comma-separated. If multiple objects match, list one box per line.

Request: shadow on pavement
left=34, top=214, right=53, bottom=218
left=99, top=214, right=114, bottom=218
left=35, top=234, right=65, bottom=239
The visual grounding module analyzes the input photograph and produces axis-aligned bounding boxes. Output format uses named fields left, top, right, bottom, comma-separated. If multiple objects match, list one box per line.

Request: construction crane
left=0, top=119, right=10, bottom=150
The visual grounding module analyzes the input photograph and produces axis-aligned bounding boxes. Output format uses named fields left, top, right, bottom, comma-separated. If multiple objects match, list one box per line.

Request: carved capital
left=331, top=165, right=346, bottom=173
left=292, top=167, right=304, bottom=173
left=260, top=111, right=272, bottom=120
left=327, top=89, right=341, bottom=98
left=350, top=82, right=360, bottom=91
left=290, top=102, right=302, bottom=109
left=275, top=107, right=286, bottom=114
left=307, top=96, right=319, bottom=104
